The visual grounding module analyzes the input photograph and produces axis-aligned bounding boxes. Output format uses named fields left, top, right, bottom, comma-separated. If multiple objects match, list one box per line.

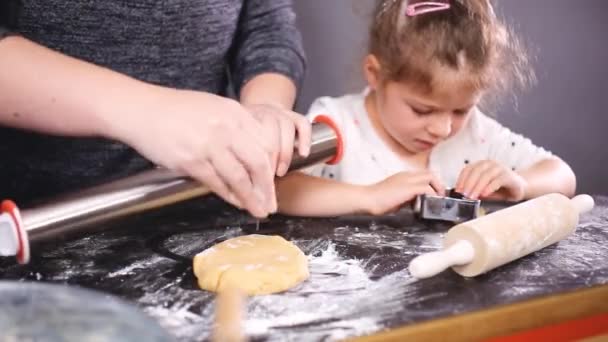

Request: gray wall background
left=293, top=0, right=608, bottom=195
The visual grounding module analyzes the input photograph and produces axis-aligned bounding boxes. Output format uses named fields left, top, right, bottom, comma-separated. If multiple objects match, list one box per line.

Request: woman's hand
left=364, top=171, right=445, bottom=216
left=244, top=103, right=311, bottom=177
left=455, top=160, right=528, bottom=201
left=112, top=88, right=278, bottom=218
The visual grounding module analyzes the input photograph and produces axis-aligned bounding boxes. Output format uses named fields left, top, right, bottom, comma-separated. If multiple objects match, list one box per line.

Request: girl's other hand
left=455, top=160, right=527, bottom=201
left=364, top=171, right=445, bottom=216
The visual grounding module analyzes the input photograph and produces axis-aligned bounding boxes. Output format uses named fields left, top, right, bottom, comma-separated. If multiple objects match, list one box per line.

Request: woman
left=0, top=0, right=311, bottom=218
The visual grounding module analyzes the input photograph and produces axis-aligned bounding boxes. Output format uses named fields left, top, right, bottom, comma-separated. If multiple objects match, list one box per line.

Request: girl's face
left=365, top=55, right=482, bottom=155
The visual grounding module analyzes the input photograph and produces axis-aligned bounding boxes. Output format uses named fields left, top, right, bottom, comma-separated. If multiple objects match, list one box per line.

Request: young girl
left=277, top=0, right=576, bottom=217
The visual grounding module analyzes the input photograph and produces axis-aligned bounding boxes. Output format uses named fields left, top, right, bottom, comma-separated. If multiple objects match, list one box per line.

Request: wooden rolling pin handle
left=213, top=287, right=246, bottom=342
left=409, top=240, right=475, bottom=279
left=571, top=194, right=595, bottom=215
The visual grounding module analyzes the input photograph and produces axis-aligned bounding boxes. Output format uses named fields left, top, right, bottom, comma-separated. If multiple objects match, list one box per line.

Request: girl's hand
left=364, top=171, right=445, bottom=216
left=455, top=160, right=527, bottom=201
left=112, top=88, right=277, bottom=218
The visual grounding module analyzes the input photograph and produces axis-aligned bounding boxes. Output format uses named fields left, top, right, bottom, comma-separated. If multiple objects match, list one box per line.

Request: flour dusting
left=144, top=242, right=410, bottom=341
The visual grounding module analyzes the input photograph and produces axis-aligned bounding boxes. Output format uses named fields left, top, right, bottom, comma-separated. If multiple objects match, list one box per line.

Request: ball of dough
left=193, top=235, right=309, bottom=295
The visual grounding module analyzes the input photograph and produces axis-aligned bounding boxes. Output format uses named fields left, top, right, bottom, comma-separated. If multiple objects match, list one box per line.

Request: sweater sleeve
left=229, top=0, right=306, bottom=95
left=0, top=0, right=21, bottom=37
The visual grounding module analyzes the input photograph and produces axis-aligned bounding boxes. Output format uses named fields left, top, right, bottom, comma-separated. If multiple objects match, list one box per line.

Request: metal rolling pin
left=0, top=116, right=343, bottom=264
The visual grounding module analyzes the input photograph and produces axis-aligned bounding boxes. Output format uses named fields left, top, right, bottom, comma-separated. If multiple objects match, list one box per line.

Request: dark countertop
left=1, top=195, right=607, bottom=341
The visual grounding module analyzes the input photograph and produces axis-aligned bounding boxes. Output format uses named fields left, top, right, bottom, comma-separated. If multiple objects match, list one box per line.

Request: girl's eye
left=411, top=107, right=433, bottom=116
left=454, top=108, right=472, bottom=116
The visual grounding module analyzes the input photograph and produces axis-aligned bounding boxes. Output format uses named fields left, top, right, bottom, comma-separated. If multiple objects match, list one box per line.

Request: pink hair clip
left=405, top=1, right=451, bottom=16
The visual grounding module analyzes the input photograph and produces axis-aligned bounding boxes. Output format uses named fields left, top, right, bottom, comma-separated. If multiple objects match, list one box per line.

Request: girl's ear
left=363, top=54, right=382, bottom=91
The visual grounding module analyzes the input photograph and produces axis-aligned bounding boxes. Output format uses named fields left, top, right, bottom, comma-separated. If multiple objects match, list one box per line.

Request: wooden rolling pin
left=409, top=193, right=595, bottom=279
left=213, top=287, right=246, bottom=342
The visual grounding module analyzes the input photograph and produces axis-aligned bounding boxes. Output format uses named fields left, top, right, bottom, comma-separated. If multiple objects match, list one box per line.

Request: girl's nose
left=427, top=113, right=452, bottom=138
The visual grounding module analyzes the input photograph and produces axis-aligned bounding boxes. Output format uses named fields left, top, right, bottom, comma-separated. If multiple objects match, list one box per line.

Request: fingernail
left=270, top=197, right=278, bottom=214
left=253, top=188, right=272, bottom=214
left=253, top=208, right=267, bottom=219
left=257, top=208, right=268, bottom=219
left=278, top=162, right=288, bottom=176
left=301, top=146, right=311, bottom=158
left=229, top=194, right=242, bottom=209
left=253, top=201, right=268, bottom=218
left=267, top=187, right=278, bottom=213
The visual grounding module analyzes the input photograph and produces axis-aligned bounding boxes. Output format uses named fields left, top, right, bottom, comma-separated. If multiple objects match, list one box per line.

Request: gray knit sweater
left=0, top=0, right=306, bottom=204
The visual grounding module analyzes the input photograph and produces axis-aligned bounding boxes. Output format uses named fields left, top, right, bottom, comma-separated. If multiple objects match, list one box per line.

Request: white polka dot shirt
left=305, top=89, right=553, bottom=188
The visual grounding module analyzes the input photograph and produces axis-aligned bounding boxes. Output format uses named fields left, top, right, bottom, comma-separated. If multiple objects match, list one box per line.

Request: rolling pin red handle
left=408, top=240, right=475, bottom=279
left=312, top=115, right=344, bottom=165
left=0, top=200, right=29, bottom=264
